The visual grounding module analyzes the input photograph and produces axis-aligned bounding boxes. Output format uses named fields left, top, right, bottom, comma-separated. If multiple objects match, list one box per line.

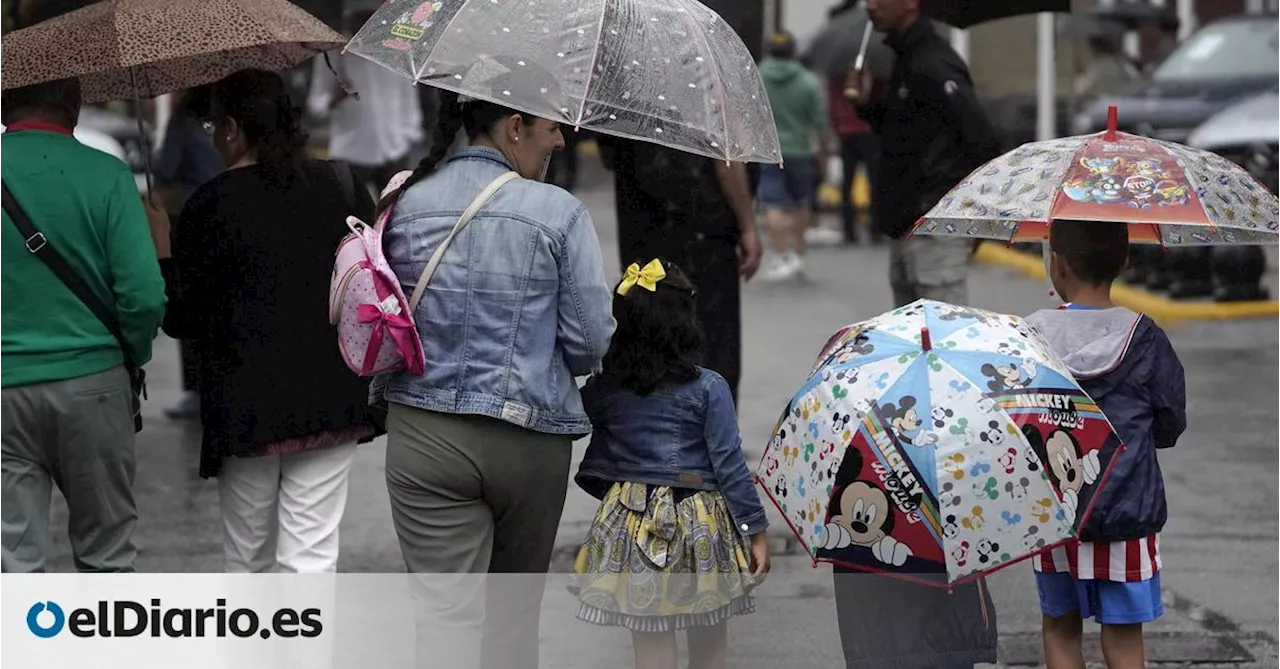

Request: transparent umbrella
left=344, top=0, right=781, bottom=164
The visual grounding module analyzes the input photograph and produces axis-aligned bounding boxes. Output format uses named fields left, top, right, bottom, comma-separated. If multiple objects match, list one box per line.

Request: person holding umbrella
left=371, top=79, right=614, bottom=665
left=852, top=0, right=1002, bottom=308
left=1, top=76, right=168, bottom=573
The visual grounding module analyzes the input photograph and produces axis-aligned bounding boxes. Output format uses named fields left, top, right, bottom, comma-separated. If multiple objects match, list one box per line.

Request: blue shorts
left=758, top=159, right=815, bottom=208
left=1035, top=571, right=1164, bottom=625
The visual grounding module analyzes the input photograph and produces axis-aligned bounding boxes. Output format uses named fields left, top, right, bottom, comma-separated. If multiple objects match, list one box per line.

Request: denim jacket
left=576, top=368, right=769, bottom=535
left=375, top=147, right=615, bottom=436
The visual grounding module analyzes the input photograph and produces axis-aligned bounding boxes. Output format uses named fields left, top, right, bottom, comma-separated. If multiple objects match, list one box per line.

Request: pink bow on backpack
left=355, top=301, right=419, bottom=376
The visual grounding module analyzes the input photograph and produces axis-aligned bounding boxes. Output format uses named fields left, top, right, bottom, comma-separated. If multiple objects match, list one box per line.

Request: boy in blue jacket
left=1025, top=221, right=1187, bottom=669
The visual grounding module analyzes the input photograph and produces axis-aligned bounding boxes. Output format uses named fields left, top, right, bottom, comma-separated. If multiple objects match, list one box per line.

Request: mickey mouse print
left=757, top=299, right=1124, bottom=586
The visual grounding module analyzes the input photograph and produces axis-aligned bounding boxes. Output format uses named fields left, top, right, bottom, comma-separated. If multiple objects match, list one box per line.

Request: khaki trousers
left=384, top=403, right=572, bottom=669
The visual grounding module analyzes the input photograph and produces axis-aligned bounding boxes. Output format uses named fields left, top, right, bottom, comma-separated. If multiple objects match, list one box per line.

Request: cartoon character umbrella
left=756, top=299, right=1126, bottom=586
left=910, top=106, right=1279, bottom=246
left=342, top=0, right=781, bottom=164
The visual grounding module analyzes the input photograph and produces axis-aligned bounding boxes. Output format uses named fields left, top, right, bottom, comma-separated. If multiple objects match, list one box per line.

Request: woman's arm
left=557, top=206, right=616, bottom=376
left=158, top=188, right=221, bottom=340
left=713, top=161, right=761, bottom=280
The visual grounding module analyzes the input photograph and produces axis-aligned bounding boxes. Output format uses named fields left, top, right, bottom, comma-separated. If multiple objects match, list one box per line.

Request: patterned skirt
left=572, top=482, right=757, bottom=632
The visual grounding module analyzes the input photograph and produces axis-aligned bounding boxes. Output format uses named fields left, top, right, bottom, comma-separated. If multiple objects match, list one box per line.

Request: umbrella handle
left=843, top=23, right=875, bottom=100
left=130, top=68, right=155, bottom=197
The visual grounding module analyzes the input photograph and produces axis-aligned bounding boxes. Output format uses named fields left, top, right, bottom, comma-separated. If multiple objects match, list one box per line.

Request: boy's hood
left=760, top=59, right=807, bottom=84
left=1025, top=307, right=1143, bottom=378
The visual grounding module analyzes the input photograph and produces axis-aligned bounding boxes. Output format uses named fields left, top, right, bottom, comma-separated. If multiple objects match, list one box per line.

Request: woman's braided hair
left=373, top=90, right=535, bottom=219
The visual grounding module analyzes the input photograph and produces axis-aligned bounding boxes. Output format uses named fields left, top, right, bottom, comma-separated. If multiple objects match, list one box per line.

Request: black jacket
left=859, top=17, right=1001, bottom=238
left=161, top=161, right=383, bottom=478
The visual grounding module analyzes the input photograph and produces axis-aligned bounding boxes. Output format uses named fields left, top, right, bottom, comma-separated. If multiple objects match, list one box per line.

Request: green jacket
left=759, top=58, right=829, bottom=158
left=1, top=129, right=167, bottom=388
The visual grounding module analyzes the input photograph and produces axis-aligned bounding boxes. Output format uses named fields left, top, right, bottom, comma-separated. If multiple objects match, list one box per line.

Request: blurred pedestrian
left=1, top=77, right=167, bottom=573
left=829, top=67, right=885, bottom=245
left=1027, top=222, right=1186, bottom=669
left=307, top=7, right=423, bottom=196
left=153, top=69, right=383, bottom=573
left=855, top=0, right=1001, bottom=308
left=1074, top=35, right=1141, bottom=101
left=373, top=87, right=613, bottom=666
left=153, top=86, right=222, bottom=421
left=599, top=138, right=761, bottom=405
left=572, top=260, right=771, bottom=669
left=757, top=31, right=830, bottom=282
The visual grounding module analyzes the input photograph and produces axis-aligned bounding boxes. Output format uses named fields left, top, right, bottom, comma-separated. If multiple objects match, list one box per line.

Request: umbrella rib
left=573, top=0, right=609, bottom=129
left=414, top=0, right=477, bottom=82
left=671, top=0, right=732, bottom=162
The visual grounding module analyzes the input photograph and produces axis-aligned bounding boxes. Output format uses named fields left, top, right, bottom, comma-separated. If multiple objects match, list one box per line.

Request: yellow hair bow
left=617, top=259, right=666, bottom=296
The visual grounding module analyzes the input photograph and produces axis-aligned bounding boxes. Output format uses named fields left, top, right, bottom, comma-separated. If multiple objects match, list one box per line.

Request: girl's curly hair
left=600, top=260, right=703, bottom=396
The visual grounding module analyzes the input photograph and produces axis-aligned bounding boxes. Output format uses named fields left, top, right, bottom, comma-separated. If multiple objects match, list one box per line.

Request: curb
left=973, top=243, right=1279, bottom=322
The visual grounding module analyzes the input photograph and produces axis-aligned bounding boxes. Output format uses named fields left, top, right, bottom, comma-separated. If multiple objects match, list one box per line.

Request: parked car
left=1072, top=14, right=1279, bottom=143
left=78, top=105, right=149, bottom=176
left=1188, top=91, right=1279, bottom=194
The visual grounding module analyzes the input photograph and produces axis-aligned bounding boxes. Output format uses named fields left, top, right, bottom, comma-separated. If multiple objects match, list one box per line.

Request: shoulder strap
left=330, top=160, right=357, bottom=212
left=408, top=171, right=520, bottom=313
left=1, top=181, right=135, bottom=369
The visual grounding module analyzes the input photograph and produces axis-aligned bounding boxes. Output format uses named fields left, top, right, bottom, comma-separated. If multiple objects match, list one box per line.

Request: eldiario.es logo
left=26, top=599, right=322, bottom=639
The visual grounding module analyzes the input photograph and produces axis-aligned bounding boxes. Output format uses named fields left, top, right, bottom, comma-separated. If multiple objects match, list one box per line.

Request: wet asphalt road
left=41, top=169, right=1278, bottom=667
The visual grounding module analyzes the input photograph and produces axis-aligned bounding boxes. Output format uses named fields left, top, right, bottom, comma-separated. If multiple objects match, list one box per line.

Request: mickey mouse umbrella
left=756, top=299, right=1125, bottom=586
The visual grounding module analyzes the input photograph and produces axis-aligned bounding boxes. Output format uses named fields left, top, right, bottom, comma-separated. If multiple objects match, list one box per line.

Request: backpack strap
left=408, top=171, right=520, bottom=313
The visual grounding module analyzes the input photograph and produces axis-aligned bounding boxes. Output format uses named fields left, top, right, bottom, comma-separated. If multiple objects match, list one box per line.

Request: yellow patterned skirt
left=571, top=481, right=756, bottom=632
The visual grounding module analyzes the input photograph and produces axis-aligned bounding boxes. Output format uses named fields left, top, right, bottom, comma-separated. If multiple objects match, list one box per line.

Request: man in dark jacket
left=835, top=5, right=1001, bottom=665
left=856, top=0, right=1001, bottom=307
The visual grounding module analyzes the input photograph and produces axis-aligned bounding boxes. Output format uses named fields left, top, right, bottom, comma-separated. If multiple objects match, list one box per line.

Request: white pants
left=218, top=443, right=358, bottom=573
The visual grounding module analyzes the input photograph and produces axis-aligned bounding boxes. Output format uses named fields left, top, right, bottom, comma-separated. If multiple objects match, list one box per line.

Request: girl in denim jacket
left=573, top=259, right=771, bottom=669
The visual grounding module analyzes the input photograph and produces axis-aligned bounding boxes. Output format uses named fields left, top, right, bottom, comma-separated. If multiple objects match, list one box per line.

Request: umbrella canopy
left=921, top=0, right=1071, bottom=29
left=756, top=299, right=1126, bottom=586
left=343, top=0, right=781, bottom=164
left=912, top=107, right=1280, bottom=246
left=801, top=3, right=894, bottom=79
left=1, top=0, right=345, bottom=104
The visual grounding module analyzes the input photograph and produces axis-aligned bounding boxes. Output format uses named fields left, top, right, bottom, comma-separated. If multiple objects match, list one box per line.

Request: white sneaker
left=790, top=252, right=807, bottom=278
left=760, top=255, right=797, bottom=282
left=761, top=252, right=804, bottom=282
left=805, top=226, right=843, bottom=247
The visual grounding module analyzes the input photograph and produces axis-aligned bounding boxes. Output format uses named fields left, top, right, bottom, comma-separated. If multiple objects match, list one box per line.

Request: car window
left=1153, top=20, right=1279, bottom=81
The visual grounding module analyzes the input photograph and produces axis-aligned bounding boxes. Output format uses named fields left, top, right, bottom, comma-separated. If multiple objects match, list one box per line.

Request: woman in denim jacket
left=373, top=86, right=613, bottom=665
left=573, top=260, right=771, bottom=669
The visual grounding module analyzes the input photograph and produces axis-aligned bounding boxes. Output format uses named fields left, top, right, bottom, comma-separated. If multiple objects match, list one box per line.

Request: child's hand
left=749, top=532, right=772, bottom=584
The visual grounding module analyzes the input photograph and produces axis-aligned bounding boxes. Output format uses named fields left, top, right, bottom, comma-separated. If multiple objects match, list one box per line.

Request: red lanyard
left=4, top=121, right=74, bottom=136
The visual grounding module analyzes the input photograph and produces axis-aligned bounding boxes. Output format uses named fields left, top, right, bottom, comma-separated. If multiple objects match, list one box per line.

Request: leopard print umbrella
left=2, top=0, right=346, bottom=104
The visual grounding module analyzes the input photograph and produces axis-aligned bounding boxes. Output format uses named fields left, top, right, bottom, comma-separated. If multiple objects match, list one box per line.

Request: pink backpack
left=329, top=170, right=519, bottom=377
